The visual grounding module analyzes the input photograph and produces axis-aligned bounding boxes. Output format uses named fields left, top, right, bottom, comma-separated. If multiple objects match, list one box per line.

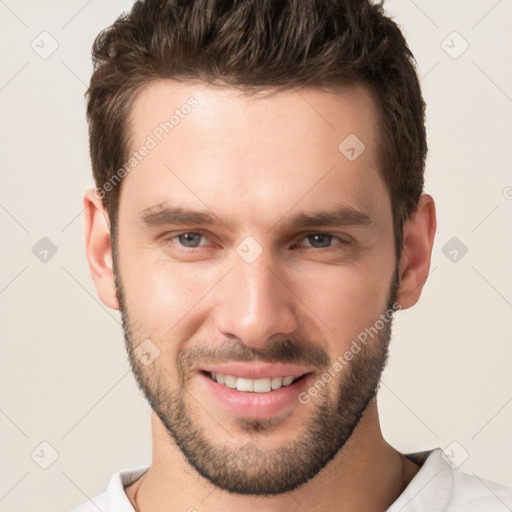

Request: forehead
left=120, top=79, right=389, bottom=229
left=128, top=80, right=380, bottom=156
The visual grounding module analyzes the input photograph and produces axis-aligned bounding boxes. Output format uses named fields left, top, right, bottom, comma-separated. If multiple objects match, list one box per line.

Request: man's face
left=113, top=81, right=398, bottom=494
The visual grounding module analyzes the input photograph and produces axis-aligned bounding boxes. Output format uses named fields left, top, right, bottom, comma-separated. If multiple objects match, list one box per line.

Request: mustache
left=177, top=338, right=330, bottom=373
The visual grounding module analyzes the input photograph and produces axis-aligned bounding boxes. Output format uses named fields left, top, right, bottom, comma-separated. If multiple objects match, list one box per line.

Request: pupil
left=309, top=234, right=332, bottom=248
left=180, top=233, right=201, bottom=247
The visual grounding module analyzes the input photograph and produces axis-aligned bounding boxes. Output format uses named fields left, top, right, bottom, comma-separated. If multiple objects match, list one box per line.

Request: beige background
left=1, top=1, right=511, bottom=511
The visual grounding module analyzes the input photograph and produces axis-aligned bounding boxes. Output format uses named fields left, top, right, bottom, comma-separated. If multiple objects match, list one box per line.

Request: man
left=73, top=0, right=512, bottom=510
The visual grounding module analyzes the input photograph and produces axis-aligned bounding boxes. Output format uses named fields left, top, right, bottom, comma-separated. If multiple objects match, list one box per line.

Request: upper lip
left=200, top=362, right=312, bottom=380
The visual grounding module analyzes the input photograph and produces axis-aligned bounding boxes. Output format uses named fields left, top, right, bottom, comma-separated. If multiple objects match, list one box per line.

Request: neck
left=126, top=400, right=420, bottom=512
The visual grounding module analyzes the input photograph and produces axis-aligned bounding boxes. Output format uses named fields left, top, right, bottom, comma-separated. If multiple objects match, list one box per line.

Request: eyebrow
left=139, top=205, right=218, bottom=227
left=138, top=203, right=372, bottom=230
left=278, top=205, right=372, bottom=230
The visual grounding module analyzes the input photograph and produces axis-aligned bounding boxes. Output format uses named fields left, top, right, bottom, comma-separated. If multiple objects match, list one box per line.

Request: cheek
left=293, top=262, right=393, bottom=341
left=121, top=257, right=217, bottom=338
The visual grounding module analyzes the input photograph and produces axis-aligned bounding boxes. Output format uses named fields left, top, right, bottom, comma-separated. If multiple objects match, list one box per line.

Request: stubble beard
left=114, top=252, right=399, bottom=496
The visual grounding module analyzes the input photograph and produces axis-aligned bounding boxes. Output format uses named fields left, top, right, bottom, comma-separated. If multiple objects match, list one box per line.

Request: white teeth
left=253, top=378, right=272, bottom=393
left=282, top=376, right=294, bottom=386
left=224, top=375, right=237, bottom=389
left=211, top=373, right=298, bottom=392
left=236, top=377, right=254, bottom=392
left=271, top=377, right=283, bottom=389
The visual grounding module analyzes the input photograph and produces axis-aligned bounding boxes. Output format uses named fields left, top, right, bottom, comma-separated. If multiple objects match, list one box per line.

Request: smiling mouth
left=202, top=371, right=309, bottom=393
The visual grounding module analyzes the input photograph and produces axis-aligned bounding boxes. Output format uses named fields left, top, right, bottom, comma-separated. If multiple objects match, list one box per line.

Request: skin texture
left=84, top=80, right=436, bottom=511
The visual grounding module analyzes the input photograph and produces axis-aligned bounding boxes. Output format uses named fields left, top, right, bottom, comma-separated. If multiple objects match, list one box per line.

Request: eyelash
left=164, top=231, right=350, bottom=252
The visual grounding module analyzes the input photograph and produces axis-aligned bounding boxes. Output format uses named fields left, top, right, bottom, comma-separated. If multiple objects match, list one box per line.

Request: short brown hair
left=86, top=0, right=426, bottom=259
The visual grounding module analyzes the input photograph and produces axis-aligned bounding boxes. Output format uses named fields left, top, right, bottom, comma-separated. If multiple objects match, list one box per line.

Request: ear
left=396, top=194, right=437, bottom=310
left=83, top=188, right=119, bottom=310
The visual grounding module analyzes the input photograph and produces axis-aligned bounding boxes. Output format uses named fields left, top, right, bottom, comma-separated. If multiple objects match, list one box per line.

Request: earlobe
left=396, top=194, right=437, bottom=310
left=83, top=188, right=120, bottom=310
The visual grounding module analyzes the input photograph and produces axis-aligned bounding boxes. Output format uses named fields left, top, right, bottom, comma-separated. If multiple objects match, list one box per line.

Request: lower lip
left=199, top=372, right=312, bottom=420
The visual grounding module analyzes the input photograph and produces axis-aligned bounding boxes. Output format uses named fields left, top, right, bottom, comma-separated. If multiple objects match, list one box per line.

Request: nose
left=212, top=249, right=299, bottom=350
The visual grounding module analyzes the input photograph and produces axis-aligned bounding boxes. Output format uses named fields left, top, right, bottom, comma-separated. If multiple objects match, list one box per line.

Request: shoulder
left=448, top=466, right=512, bottom=510
left=69, top=492, right=109, bottom=512
left=388, top=448, right=512, bottom=511
left=68, top=466, right=149, bottom=512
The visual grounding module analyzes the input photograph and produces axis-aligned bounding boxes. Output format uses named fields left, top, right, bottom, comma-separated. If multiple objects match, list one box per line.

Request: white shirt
left=71, top=448, right=512, bottom=511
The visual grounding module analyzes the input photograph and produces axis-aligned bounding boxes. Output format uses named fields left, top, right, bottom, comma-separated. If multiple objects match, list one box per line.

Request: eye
left=171, top=232, right=209, bottom=248
left=164, top=231, right=348, bottom=252
left=299, top=233, right=347, bottom=249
